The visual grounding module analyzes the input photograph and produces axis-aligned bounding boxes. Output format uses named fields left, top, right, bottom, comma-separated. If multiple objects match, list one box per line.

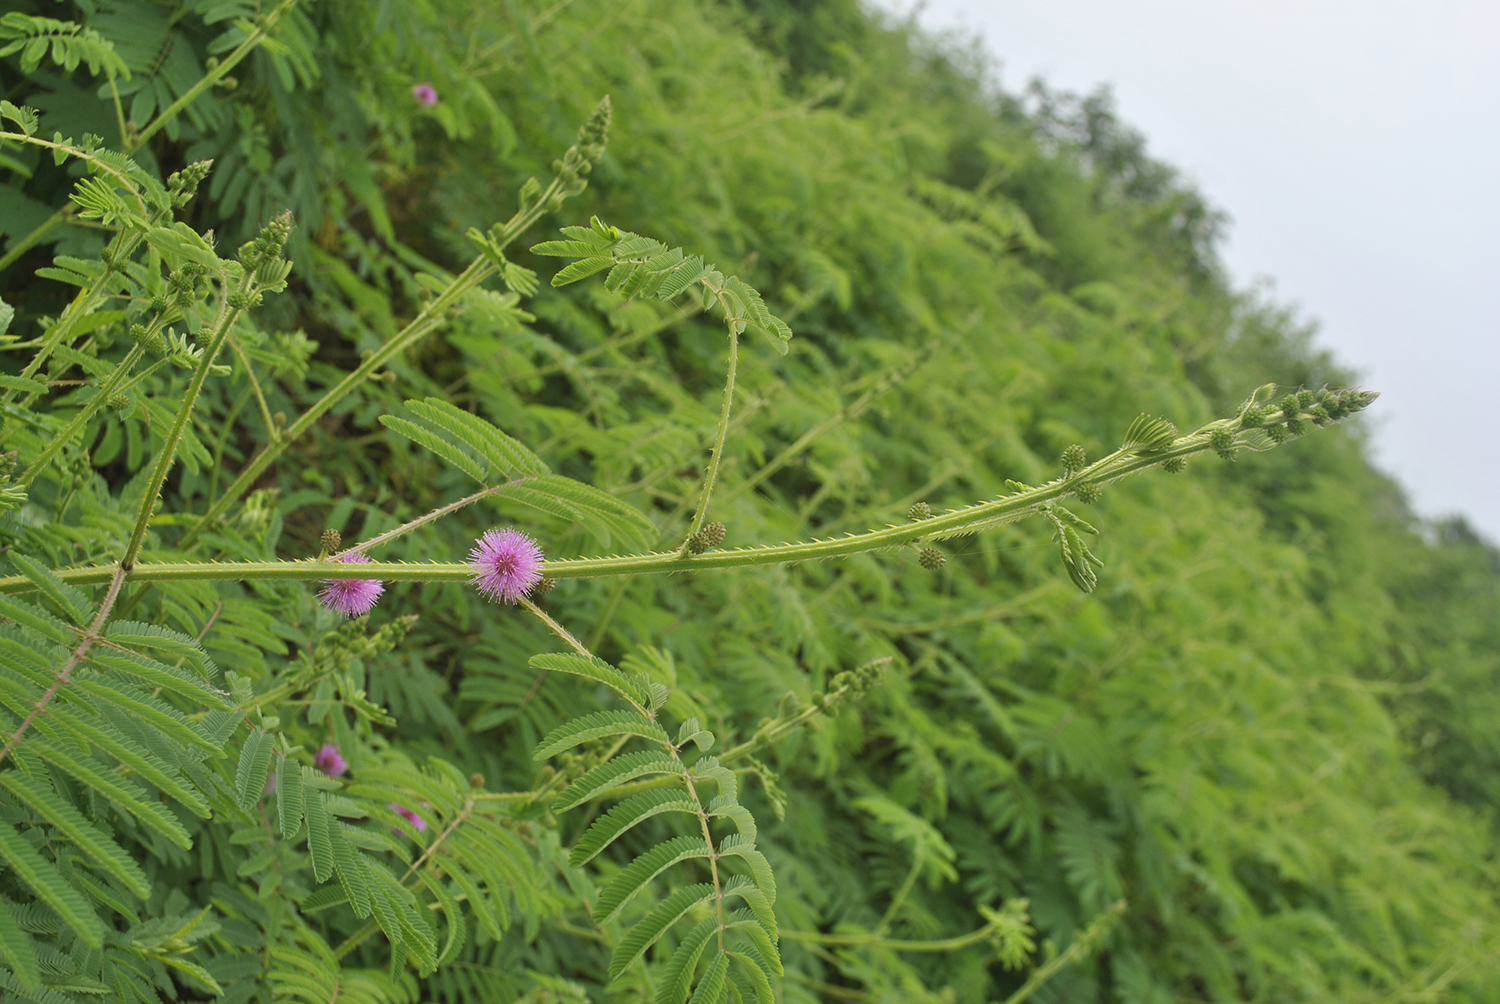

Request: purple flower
left=389, top=802, right=427, bottom=836
left=317, top=551, right=385, bottom=618
left=411, top=82, right=438, bottom=107
left=469, top=529, right=544, bottom=604
left=315, top=743, right=347, bottom=778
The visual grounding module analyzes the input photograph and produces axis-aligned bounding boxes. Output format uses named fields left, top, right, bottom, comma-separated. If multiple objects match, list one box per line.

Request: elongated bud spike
left=1061, top=444, right=1087, bottom=475
left=908, top=501, right=933, bottom=521
left=320, top=528, right=341, bottom=554
left=919, top=547, right=946, bottom=570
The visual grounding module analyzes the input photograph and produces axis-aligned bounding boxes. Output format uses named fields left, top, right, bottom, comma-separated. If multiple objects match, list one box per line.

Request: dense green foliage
left=1, top=1, right=1498, bottom=1002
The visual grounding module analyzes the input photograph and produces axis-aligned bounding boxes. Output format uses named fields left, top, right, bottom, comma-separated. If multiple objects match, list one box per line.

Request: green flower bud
left=1210, top=427, right=1237, bottom=460
left=106, top=392, right=131, bottom=413
left=908, top=501, right=933, bottom=521
left=532, top=577, right=558, bottom=596
left=320, top=528, right=341, bottom=554
left=687, top=521, right=727, bottom=553
left=1266, top=425, right=1289, bottom=444
left=1239, top=406, right=1265, bottom=429
left=1061, top=443, right=1087, bottom=475
left=1296, top=389, right=1316, bottom=408
left=130, top=323, right=166, bottom=355
left=1076, top=481, right=1103, bottom=504
left=918, top=547, right=946, bottom=570
left=1163, top=456, right=1187, bottom=473
left=1284, top=418, right=1304, bottom=437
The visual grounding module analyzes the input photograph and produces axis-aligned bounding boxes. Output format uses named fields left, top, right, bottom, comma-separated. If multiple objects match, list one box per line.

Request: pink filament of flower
left=411, top=82, right=438, bottom=106
left=317, top=551, right=385, bottom=617
left=469, top=528, right=544, bottom=604
left=315, top=743, right=347, bottom=778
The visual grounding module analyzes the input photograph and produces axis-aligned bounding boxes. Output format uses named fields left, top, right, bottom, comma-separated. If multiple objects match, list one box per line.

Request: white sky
left=885, top=0, right=1500, bottom=540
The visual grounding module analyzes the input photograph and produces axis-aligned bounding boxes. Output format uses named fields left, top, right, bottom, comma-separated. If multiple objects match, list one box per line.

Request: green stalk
left=20, top=344, right=145, bottom=487
left=0, top=207, right=69, bottom=275
left=126, top=0, right=301, bottom=153
left=120, top=292, right=247, bottom=568
left=682, top=324, right=739, bottom=546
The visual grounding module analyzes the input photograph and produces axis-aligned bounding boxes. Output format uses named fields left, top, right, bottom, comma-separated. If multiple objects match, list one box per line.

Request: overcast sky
left=885, top=0, right=1500, bottom=540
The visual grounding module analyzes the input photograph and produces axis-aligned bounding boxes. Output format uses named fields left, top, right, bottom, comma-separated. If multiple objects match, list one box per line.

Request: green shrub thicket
left=1, top=0, right=1498, bottom=1001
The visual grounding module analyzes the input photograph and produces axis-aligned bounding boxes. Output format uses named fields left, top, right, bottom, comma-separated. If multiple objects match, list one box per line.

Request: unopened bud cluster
left=918, top=547, right=946, bottom=570
left=1061, top=444, right=1087, bottom=475
left=908, top=501, right=932, bottom=521
left=687, top=521, right=727, bottom=554
left=1075, top=481, right=1103, bottom=504
left=811, top=657, right=889, bottom=712
left=320, top=528, right=341, bottom=554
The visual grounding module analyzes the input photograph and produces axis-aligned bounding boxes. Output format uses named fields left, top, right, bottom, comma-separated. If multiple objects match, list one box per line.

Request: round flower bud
left=227, top=291, right=251, bottom=310
left=130, top=323, right=165, bottom=355
left=1239, top=406, right=1265, bottom=429
left=1163, top=456, right=1187, bottom=473
left=1296, top=389, right=1316, bottom=408
left=1210, top=428, right=1237, bottom=460
left=532, top=577, right=557, bottom=595
left=908, top=501, right=933, bottom=521
left=1061, top=444, right=1087, bottom=475
left=1076, top=481, right=1103, bottom=504
left=1266, top=425, right=1289, bottom=444
left=320, top=528, right=342, bottom=554
left=150, top=292, right=171, bottom=313
left=106, top=393, right=131, bottom=413
left=918, top=547, right=946, bottom=570
left=1284, top=418, right=1304, bottom=437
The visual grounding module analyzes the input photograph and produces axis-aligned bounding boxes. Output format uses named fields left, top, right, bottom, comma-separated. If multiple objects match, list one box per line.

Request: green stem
left=0, top=411, right=1348, bottom=594
left=121, top=291, right=245, bottom=568
left=126, top=0, right=301, bottom=153
left=779, top=923, right=999, bottom=952
left=999, top=900, right=1127, bottom=1004
left=181, top=148, right=591, bottom=546
left=682, top=324, right=738, bottom=547
left=0, top=207, right=69, bottom=275
left=20, top=344, right=145, bottom=487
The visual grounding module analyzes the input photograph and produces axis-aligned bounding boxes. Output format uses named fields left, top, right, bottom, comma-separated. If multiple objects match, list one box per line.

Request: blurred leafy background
left=2, top=0, right=1499, bottom=1001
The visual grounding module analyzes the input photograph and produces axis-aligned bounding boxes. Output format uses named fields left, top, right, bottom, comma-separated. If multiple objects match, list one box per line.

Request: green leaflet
left=399, top=398, right=549, bottom=480
left=71, top=677, right=222, bottom=756
left=608, top=882, right=714, bottom=979
left=532, top=709, right=671, bottom=761
left=87, top=649, right=229, bottom=709
left=592, top=835, right=712, bottom=924
left=528, top=652, right=655, bottom=710
left=0, top=899, right=39, bottom=992
left=277, top=751, right=303, bottom=838
left=379, top=416, right=488, bottom=483
left=29, top=738, right=193, bottom=847
left=4, top=555, right=90, bottom=624
left=233, top=728, right=274, bottom=809
left=303, top=777, right=335, bottom=884
left=655, top=917, right=717, bottom=1004
left=0, top=595, right=74, bottom=645
left=551, top=750, right=685, bottom=812
left=494, top=474, right=656, bottom=551
left=104, top=621, right=217, bottom=678
left=0, top=768, right=150, bottom=897
left=569, top=789, right=699, bottom=867
left=0, top=821, right=101, bottom=947
left=533, top=217, right=793, bottom=353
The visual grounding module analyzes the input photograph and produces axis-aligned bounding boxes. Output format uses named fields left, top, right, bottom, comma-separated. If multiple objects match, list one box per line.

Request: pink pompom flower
left=411, top=82, right=438, bottom=106
left=469, top=528, right=544, bottom=604
left=317, top=551, right=385, bottom=618
left=315, top=743, right=347, bottom=778
left=389, top=803, right=427, bottom=836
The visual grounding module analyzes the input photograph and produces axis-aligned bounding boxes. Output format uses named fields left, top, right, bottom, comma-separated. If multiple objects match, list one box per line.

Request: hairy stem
left=682, top=325, right=739, bottom=549
left=0, top=567, right=126, bottom=768
left=121, top=290, right=245, bottom=568
left=338, top=484, right=503, bottom=557
left=127, top=0, right=301, bottom=153
left=20, top=344, right=145, bottom=487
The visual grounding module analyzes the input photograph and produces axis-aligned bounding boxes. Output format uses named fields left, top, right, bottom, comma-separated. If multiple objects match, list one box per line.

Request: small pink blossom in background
left=315, top=743, right=347, bottom=778
left=389, top=802, right=427, bottom=836
left=469, top=528, right=544, bottom=604
left=411, top=82, right=438, bottom=106
left=265, top=771, right=277, bottom=796
left=317, top=551, right=385, bottom=618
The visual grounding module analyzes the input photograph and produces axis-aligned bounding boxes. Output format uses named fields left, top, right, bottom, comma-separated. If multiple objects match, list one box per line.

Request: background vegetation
left=2, top=0, right=1499, bottom=1001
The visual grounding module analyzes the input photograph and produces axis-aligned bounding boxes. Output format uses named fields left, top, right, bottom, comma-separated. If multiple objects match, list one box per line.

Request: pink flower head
left=315, top=743, right=347, bottom=778
left=469, top=528, right=544, bottom=604
left=317, top=551, right=385, bottom=618
left=411, top=82, right=438, bottom=106
left=389, top=803, right=427, bottom=836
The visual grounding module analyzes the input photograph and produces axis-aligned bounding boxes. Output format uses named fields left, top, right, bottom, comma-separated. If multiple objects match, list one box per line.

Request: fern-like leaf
left=552, top=750, right=684, bottom=812
left=608, top=882, right=715, bottom=979
left=528, top=652, right=654, bottom=709
left=593, top=835, right=712, bottom=924
left=569, top=789, right=698, bottom=867
left=533, top=710, right=671, bottom=761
